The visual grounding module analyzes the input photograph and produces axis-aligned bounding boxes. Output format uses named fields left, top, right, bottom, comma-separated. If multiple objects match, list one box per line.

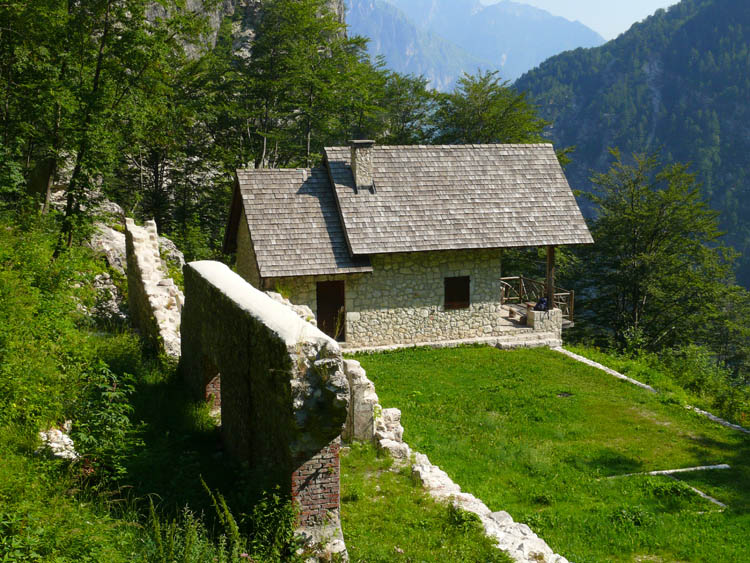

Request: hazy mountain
left=345, top=0, right=492, bottom=91
left=515, top=0, right=750, bottom=285
left=350, top=0, right=605, bottom=85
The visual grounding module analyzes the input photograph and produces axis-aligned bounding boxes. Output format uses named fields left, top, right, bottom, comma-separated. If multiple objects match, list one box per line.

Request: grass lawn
left=353, top=346, right=750, bottom=562
left=340, top=442, right=511, bottom=562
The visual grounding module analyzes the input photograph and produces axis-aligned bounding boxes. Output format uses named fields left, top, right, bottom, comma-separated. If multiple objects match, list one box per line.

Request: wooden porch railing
left=500, top=276, right=575, bottom=323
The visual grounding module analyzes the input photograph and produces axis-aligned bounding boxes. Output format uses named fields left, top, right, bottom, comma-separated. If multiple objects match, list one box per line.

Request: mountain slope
left=516, top=0, right=750, bottom=285
left=346, top=0, right=604, bottom=90
left=383, top=0, right=605, bottom=81
left=345, top=0, right=491, bottom=91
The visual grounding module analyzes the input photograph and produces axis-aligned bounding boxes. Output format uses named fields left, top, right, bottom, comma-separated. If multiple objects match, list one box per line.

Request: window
left=444, top=276, right=470, bottom=309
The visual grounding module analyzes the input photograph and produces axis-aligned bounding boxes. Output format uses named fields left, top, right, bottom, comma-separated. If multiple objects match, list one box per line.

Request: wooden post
left=546, top=245, right=555, bottom=308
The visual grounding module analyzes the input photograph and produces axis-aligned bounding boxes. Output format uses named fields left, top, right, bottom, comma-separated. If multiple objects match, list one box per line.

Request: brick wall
left=292, top=439, right=341, bottom=526
left=205, top=374, right=221, bottom=411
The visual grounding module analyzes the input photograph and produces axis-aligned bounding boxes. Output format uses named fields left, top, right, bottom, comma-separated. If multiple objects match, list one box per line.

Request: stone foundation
left=124, top=219, right=183, bottom=357
left=179, top=261, right=349, bottom=556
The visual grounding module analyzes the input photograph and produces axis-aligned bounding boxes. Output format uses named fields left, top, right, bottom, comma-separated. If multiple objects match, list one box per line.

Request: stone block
left=342, top=359, right=380, bottom=443
left=527, top=307, right=563, bottom=334
left=124, top=218, right=183, bottom=357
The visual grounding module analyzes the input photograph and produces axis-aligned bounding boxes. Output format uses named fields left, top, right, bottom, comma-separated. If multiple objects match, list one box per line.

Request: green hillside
left=515, top=0, right=750, bottom=285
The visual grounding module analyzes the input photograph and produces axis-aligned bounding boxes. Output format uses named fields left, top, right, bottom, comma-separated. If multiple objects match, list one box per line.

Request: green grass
left=565, top=344, right=750, bottom=427
left=354, top=346, right=750, bottom=562
left=0, top=213, right=299, bottom=562
left=0, top=426, right=142, bottom=562
left=340, top=442, right=511, bottom=562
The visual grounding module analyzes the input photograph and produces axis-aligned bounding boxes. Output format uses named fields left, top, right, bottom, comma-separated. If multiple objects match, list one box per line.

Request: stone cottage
left=224, top=142, right=593, bottom=347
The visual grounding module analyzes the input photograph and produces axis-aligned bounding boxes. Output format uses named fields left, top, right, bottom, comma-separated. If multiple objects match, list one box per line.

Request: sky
left=479, top=0, right=679, bottom=39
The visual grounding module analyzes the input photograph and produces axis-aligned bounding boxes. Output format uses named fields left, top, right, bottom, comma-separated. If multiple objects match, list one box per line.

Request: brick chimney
left=350, top=140, right=375, bottom=193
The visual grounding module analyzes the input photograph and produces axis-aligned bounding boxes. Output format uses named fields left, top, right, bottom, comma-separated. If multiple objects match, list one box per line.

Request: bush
left=71, top=361, right=141, bottom=484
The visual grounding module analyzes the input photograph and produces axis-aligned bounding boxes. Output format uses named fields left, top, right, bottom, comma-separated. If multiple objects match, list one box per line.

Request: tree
left=580, top=149, right=737, bottom=350
left=246, top=0, right=374, bottom=168
left=378, top=72, right=434, bottom=145
left=431, top=70, right=547, bottom=144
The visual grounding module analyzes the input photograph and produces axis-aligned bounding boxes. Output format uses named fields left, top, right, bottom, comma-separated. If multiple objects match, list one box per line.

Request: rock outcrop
left=38, top=421, right=78, bottom=461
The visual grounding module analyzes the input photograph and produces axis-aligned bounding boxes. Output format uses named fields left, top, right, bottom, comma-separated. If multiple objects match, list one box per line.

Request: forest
left=1, top=0, right=546, bottom=260
left=516, top=0, right=750, bottom=285
left=1, top=0, right=750, bottom=560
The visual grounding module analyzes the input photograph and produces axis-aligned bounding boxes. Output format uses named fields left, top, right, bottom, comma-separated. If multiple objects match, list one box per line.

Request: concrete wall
left=266, top=249, right=505, bottom=347
left=179, top=261, right=349, bottom=540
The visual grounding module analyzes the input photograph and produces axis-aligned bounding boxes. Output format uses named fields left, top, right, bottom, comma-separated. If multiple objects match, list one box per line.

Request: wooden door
left=317, top=281, right=346, bottom=342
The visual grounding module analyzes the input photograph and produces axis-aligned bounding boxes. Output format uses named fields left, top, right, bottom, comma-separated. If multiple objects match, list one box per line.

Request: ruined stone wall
left=179, top=261, right=349, bottom=552
left=268, top=249, right=505, bottom=347
left=124, top=219, right=183, bottom=357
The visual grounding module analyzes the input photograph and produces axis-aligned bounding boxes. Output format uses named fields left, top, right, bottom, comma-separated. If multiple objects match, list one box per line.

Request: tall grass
left=0, top=213, right=300, bottom=561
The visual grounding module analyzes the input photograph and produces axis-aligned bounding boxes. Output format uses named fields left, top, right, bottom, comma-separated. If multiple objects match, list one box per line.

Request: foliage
left=0, top=213, right=302, bottom=562
left=1, top=0, right=557, bottom=259
left=72, top=362, right=141, bottom=484
left=340, top=441, right=511, bottom=561
left=354, top=345, right=750, bottom=562
left=516, top=0, right=750, bottom=286
left=432, top=70, right=547, bottom=144
left=0, top=213, right=102, bottom=427
left=578, top=149, right=741, bottom=354
left=146, top=484, right=300, bottom=563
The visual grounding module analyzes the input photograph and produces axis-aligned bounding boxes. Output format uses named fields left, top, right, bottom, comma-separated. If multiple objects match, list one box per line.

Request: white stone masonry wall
left=124, top=219, right=183, bottom=357
left=270, top=249, right=510, bottom=347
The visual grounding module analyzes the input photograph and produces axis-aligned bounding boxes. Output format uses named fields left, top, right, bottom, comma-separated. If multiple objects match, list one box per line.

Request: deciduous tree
left=580, top=149, right=737, bottom=350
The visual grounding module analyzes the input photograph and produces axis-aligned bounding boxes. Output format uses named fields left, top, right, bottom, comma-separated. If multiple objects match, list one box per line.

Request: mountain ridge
left=346, top=0, right=605, bottom=89
left=515, top=0, right=750, bottom=285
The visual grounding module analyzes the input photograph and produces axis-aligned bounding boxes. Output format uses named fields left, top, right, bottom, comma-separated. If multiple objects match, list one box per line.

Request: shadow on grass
left=116, top=355, right=287, bottom=528
left=583, top=448, right=645, bottom=476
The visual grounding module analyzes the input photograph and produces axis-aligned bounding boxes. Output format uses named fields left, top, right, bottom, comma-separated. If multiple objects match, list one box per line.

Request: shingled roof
left=227, top=143, right=592, bottom=279
left=232, top=167, right=372, bottom=278
left=325, top=144, right=593, bottom=255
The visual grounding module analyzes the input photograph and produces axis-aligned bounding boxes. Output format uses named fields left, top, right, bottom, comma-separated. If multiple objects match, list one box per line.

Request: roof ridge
left=324, top=143, right=554, bottom=150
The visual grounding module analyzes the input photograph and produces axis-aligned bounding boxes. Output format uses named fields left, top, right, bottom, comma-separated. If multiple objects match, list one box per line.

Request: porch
left=499, top=275, right=576, bottom=329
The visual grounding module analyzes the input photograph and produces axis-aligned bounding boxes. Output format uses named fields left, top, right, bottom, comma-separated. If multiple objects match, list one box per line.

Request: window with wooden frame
left=444, top=276, right=470, bottom=309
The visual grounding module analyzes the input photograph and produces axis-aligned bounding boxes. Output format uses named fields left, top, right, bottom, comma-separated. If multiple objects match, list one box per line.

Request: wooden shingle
left=234, top=144, right=593, bottom=278
left=236, top=167, right=372, bottom=278
left=324, top=144, right=593, bottom=255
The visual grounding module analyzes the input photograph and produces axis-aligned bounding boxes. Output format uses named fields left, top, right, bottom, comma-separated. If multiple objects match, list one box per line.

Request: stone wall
left=179, top=261, right=349, bottom=555
left=267, top=249, right=505, bottom=347
left=527, top=307, right=563, bottom=333
left=124, top=219, right=183, bottom=357
left=236, top=217, right=261, bottom=287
